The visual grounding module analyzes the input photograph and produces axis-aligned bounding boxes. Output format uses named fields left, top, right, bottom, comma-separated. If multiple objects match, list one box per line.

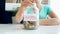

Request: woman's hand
left=21, top=0, right=34, bottom=8
left=35, top=0, right=39, bottom=3
left=35, top=0, right=41, bottom=10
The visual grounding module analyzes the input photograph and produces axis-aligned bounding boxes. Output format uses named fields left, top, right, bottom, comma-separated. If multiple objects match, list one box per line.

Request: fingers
left=30, top=0, right=35, bottom=3
left=21, top=0, right=33, bottom=7
left=35, top=0, right=39, bottom=3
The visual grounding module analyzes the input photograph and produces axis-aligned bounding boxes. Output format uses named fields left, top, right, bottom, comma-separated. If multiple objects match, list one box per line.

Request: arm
left=49, top=11, right=57, bottom=18
left=15, top=6, right=25, bottom=23
left=15, top=0, right=33, bottom=23
left=39, top=11, right=59, bottom=25
left=35, top=0, right=60, bottom=25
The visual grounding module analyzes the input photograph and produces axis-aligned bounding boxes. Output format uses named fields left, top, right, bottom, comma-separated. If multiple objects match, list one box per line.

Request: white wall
left=50, top=0, right=60, bottom=19
left=5, top=3, right=21, bottom=11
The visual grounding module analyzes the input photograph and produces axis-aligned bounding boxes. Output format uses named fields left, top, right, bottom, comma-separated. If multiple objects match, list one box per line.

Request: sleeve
left=47, top=6, right=52, bottom=15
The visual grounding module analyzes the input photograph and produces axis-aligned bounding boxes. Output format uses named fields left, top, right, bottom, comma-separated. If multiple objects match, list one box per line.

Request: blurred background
left=4, top=0, right=60, bottom=24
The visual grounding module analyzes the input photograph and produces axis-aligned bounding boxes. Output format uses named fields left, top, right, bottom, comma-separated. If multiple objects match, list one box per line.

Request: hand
left=35, top=0, right=41, bottom=9
left=21, top=0, right=34, bottom=8
left=35, top=0, right=39, bottom=3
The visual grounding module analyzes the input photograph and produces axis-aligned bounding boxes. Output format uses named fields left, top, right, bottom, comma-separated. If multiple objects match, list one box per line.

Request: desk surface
left=0, top=24, right=60, bottom=34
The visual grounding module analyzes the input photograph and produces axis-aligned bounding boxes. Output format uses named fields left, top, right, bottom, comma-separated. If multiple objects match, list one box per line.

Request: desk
left=0, top=24, right=60, bottom=34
